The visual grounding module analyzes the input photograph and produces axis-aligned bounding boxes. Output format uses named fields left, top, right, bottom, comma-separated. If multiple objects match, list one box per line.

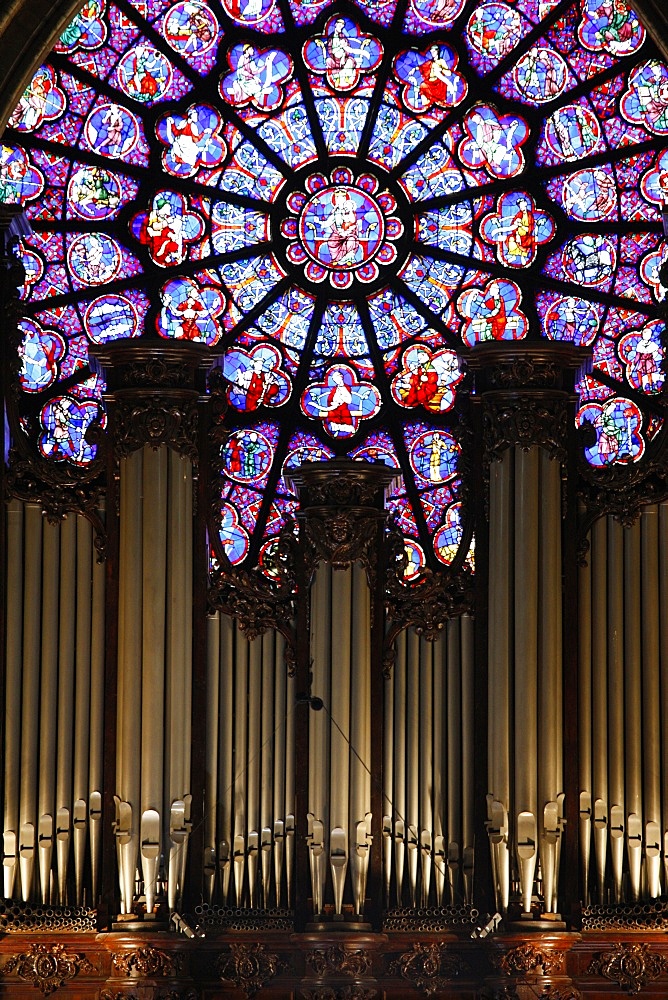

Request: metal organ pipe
left=607, top=518, right=625, bottom=903
left=116, top=451, right=143, bottom=915
left=4, top=504, right=105, bottom=907
left=419, top=635, right=434, bottom=909
left=56, top=515, right=77, bottom=906
left=21, top=505, right=43, bottom=903
left=461, top=614, right=474, bottom=904
left=4, top=500, right=23, bottom=899
left=329, top=565, right=352, bottom=915
left=38, top=519, right=59, bottom=905
left=624, top=519, right=642, bottom=901
left=591, top=516, right=608, bottom=905
left=538, top=451, right=563, bottom=915
left=514, top=446, right=539, bottom=915
left=73, top=517, right=92, bottom=906
left=89, top=533, right=105, bottom=906
left=578, top=526, right=593, bottom=905
left=205, top=614, right=220, bottom=903
left=487, top=450, right=512, bottom=913
left=641, top=507, right=661, bottom=899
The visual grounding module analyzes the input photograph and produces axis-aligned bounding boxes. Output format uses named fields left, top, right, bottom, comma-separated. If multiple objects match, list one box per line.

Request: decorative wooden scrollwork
left=216, top=942, right=286, bottom=998
left=388, top=943, right=468, bottom=996
left=305, top=945, right=372, bottom=978
left=299, top=989, right=378, bottom=1000
left=492, top=942, right=563, bottom=975
left=112, top=946, right=185, bottom=978
left=587, top=943, right=668, bottom=994
left=1, top=942, right=95, bottom=996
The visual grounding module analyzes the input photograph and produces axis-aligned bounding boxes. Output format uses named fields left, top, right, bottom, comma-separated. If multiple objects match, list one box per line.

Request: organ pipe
left=446, top=624, right=461, bottom=907
left=116, top=451, right=143, bottom=915
left=624, top=519, right=642, bottom=901
left=487, top=450, right=512, bottom=913
left=21, top=505, right=43, bottom=902
left=578, top=528, right=592, bottom=905
left=38, top=520, right=59, bottom=905
left=4, top=500, right=23, bottom=899
left=591, top=516, right=608, bottom=905
left=607, top=518, right=625, bottom=904
left=73, top=517, right=92, bottom=906
left=514, top=446, right=539, bottom=915
left=643, top=506, right=661, bottom=899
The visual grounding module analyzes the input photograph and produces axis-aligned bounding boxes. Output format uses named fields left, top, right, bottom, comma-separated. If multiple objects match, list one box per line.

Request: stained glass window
left=4, top=0, right=667, bottom=574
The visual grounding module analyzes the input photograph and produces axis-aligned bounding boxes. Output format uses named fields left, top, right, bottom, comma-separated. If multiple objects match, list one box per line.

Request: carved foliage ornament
left=101, top=991, right=199, bottom=1000
left=493, top=942, right=563, bottom=975
left=216, top=943, right=285, bottom=998
left=304, top=511, right=381, bottom=575
left=587, top=943, right=668, bottom=994
left=113, top=395, right=199, bottom=461
left=483, top=397, right=569, bottom=465
left=389, top=943, right=468, bottom=996
left=112, top=946, right=185, bottom=978
left=305, top=945, right=372, bottom=979
left=1, top=942, right=95, bottom=996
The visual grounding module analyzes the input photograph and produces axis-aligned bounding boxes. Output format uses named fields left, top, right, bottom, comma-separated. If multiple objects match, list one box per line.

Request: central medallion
left=281, top=167, right=404, bottom=289
left=300, top=184, right=385, bottom=270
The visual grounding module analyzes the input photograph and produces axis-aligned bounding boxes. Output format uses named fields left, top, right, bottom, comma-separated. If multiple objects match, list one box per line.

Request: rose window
left=4, top=0, right=668, bottom=576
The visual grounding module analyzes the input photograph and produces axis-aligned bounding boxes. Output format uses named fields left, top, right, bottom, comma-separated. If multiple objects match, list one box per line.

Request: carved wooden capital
left=1, top=942, right=95, bottom=996
left=113, top=394, right=200, bottom=460
left=587, top=943, right=668, bottom=994
left=482, top=396, right=569, bottom=464
left=388, top=943, right=468, bottom=996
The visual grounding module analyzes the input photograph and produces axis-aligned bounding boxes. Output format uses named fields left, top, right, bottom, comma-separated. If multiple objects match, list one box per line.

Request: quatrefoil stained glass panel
left=4, top=0, right=668, bottom=574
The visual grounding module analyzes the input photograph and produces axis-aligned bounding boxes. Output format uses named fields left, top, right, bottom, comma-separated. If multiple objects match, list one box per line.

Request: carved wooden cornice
left=0, top=942, right=95, bottom=995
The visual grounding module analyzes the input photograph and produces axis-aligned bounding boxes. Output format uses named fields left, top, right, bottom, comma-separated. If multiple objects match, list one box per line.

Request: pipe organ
left=115, top=445, right=194, bottom=918
left=579, top=504, right=668, bottom=906
left=384, top=619, right=475, bottom=911
left=3, top=500, right=105, bottom=907
left=205, top=614, right=294, bottom=910
left=6, top=338, right=668, bottom=996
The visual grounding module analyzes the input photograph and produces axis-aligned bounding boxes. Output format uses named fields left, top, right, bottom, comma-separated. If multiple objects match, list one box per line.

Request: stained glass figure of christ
left=4, top=0, right=668, bottom=575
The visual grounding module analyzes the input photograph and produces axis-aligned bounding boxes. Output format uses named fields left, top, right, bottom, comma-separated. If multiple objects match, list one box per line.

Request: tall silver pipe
left=309, top=563, right=331, bottom=916
left=623, top=520, right=642, bottom=901
left=578, top=529, right=593, bottom=905
left=447, top=622, right=462, bottom=906
left=73, top=517, right=93, bottom=906
left=383, top=635, right=395, bottom=907
left=461, top=614, right=475, bottom=904
left=406, top=629, right=420, bottom=908
left=273, top=630, right=287, bottom=907
left=284, top=635, right=295, bottom=909
left=418, top=636, right=434, bottom=909
left=56, top=514, right=76, bottom=906
left=89, top=531, right=105, bottom=906
left=393, top=631, right=407, bottom=906
left=38, top=520, right=59, bottom=904
left=21, top=505, right=44, bottom=902
left=140, top=446, right=168, bottom=915
left=487, top=450, right=512, bottom=912
left=642, top=507, right=661, bottom=898
left=607, top=517, right=625, bottom=903
left=116, top=451, right=143, bottom=914
left=260, top=631, right=275, bottom=907
left=432, top=634, right=445, bottom=906
left=233, top=630, right=249, bottom=906
left=218, top=614, right=234, bottom=903
left=329, top=566, right=352, bottom=915
left=349, top=563, right=371, bottom=916
left=4, top=500, right=24, bottom=898
left=205, top=615, right=220, bottom=902
left=538, top=451, right=562, bottom=914
left=591, top=517, right=608, bottom=905
left=246, top=637, right=262, bottom=908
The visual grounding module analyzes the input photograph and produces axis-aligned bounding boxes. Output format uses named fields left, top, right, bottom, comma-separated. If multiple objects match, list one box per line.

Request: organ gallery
left=2, top=0, right=668, bottom=996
